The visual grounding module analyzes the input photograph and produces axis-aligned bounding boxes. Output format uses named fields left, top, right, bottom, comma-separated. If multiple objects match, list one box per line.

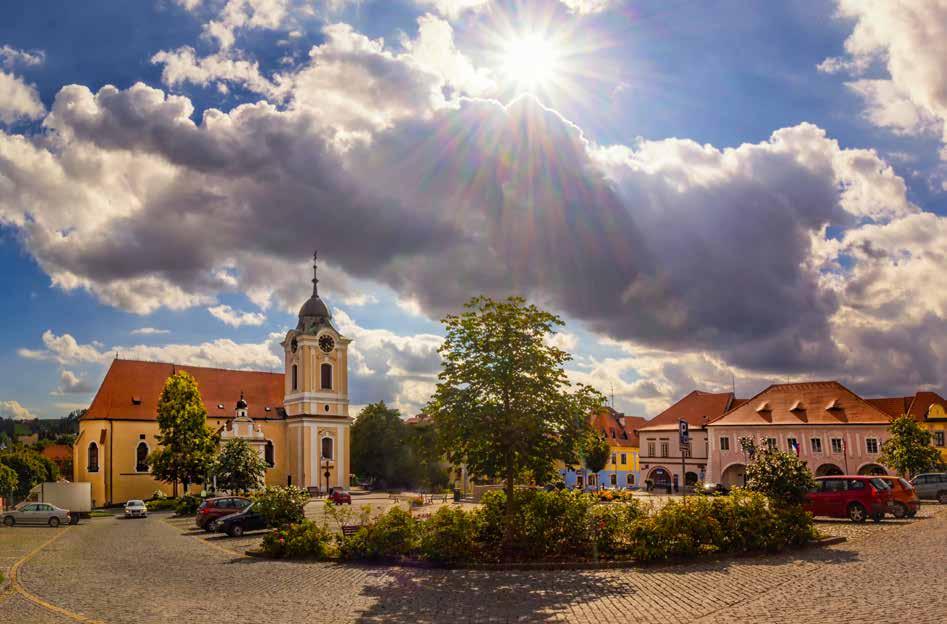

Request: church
left=73, top=254, right=353, bottom=506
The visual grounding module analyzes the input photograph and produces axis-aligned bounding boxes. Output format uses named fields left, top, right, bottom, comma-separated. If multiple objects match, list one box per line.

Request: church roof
left=296, top=251, right=334, bottom=333
left=83, top=359, right=284, bottom=422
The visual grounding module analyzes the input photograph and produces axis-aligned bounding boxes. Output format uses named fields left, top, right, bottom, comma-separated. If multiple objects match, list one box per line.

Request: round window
left=324, top=404, right=330, bottom=412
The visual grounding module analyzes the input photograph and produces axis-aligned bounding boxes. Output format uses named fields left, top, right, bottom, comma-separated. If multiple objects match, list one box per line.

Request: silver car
left=910, top=473, right=947, bottom=504
left=124, top=499, right=148, bottom=518
left=2, top=502, right=70, bottom=527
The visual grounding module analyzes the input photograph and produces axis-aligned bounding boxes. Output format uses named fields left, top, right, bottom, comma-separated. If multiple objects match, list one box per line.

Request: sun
left=502, top=33, right=561, bottom=90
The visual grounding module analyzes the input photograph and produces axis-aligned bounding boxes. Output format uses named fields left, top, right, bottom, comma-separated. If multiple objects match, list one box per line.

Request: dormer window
left=755, top=401, right=770, bottom=412
left=217, top=403, right=225, bottom=409
left=825, top=399, right=841, bottom=410
left=789, top=400, right=805, bottom=412
left=131, top=396, right=142, bottom=405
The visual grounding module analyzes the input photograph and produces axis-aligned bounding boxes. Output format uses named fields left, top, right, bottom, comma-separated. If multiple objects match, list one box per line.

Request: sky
left=1, top=0, right=946, bottom=421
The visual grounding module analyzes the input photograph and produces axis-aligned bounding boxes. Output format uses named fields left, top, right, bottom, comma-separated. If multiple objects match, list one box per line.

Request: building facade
left=868, top=391, right=947, bottom=465
left=74, top=253, right=353, bottom=506
left=638, top=391, right=743, bottom=491
left=561, top=407, right=647, bottom=489
left=707, top=382, right=895, bottom=486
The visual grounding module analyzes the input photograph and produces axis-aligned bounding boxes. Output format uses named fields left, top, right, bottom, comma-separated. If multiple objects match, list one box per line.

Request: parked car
left=2, top=502, right=70, bottom=527
left=124, top=499, right=148, bottom=518
left=876, top=476, right=920, bottom=518
left=804, top=476, right=892, bottom=523
left=910, top=473, right=947, bottom=504
left=327, top=488, right=351, bottom=505
left=195, top=496, right=252, bottom=530
left=210, top=503, right=267, bottom=537
left=697, top=482, right=730, bottom=496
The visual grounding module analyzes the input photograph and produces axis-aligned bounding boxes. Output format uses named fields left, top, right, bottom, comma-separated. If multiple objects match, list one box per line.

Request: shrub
left=419, top=506, right=478, bottom=564
left=339, top=507, right=420, bottom=561
left=261, top=521, right=335, bottom=559
left=175, top=495, right=203, bottom=516
left=253, top=485, right=310, bottom=527
left=145, top=498, right=178, bottom=511
left=744, top=445, right=815, bottom=505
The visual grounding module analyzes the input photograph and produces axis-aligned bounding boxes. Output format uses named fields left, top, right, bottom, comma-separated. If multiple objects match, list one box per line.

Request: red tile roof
left=83, top=359, right=284, bottom=422
left=591, top=407, right=646, bottom=446
left=866, top=397, right=912, bottom=419
left=906, top=392, right=947, bottom=421
left=640, top=391, right=740, bottom=431
left=711, top=381, right=892, bottom=426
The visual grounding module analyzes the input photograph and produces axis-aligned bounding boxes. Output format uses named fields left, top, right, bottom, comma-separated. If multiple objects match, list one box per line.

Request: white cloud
left=821, top=1, right=947, bottom=156
left=131, top=327, right=171, bottom=335
left=0, top=45, right=44, bottom=68
left=55, top=370, right=97, bottom=395
left=558, top=0, right=616, bottom=15
left=415, top=0, right=491, bottom=19
left=0, top=400, right=36, bottom=421
left=208, top=304, right=266, bottom=327
left=19, top=330, right=283, bottom=372
left=0, top=69, right=44, bottom=123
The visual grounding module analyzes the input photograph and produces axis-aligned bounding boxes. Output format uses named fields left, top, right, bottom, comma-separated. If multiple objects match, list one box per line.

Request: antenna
left=610, top=382, right=615, bottom=408
left=731, top=372, right=735, bottom=396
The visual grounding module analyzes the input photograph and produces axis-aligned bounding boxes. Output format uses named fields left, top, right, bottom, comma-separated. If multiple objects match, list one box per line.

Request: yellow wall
left=921, top=420, right=947, bottom=463
left=77, top=417, right=295, bottom=506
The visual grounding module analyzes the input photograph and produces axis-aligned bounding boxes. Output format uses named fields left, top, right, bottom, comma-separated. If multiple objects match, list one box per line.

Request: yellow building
left=868, top=391, right=947, bottom=465
left=75, top=253, right=353, bottom=506
left=559, top=407, right=647, bottom=489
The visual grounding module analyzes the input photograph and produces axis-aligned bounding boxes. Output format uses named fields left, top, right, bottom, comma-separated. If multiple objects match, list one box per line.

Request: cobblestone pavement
left=2, top=506, right=945, bottom=623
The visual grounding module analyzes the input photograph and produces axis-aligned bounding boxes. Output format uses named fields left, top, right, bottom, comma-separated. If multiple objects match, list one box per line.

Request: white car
left=124, top=500, right=148, bottom=518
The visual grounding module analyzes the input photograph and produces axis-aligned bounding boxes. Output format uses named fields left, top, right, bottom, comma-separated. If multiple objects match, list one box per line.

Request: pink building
left=707, top=381, right=893, bottom=486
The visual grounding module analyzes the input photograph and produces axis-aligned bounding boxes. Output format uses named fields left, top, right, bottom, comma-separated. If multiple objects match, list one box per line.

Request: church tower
left=281, top=252, right=352, bottom=492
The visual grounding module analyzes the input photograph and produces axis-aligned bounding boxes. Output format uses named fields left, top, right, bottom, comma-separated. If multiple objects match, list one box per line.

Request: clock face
left=318, top=335, right=335, bottom=353
left=290, top=336, right=298, bottom=353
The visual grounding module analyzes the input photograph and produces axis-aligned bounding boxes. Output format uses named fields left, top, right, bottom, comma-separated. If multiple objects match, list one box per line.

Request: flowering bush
left=338, top=507, right=419, bottom=561
left=419, top=506, right=478, bottom=564
left=253, top=485, right=310, bottom=527
left=261, top=521, right=334, bottom=559
left=174, top=495, right=204, bottom=516
left=409, top=495, right=425, bottom=507
left=145, top=497, right=178, bottom=511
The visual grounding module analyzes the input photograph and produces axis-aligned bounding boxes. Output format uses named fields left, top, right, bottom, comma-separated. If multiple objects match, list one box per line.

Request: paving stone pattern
left=1, top=506, right=945, bottom=623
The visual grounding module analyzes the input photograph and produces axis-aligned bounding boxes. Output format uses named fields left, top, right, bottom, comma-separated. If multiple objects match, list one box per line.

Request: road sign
left=679, top=419, right=689, bottom=444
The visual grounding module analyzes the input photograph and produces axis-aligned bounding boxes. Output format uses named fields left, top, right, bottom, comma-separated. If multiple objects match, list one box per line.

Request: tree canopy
left=0, top=446, right=58, bottom=502
left=426, top=296, right=604, bottom=549
left=214, top=438, right=267, bottom=494
left=879, top=416, right=944, bottom=478
left=583, top=432, right=611, bottom=476
left=148, top=371, right=218, bottom=495
left=744, top=444, right=815, bottom=505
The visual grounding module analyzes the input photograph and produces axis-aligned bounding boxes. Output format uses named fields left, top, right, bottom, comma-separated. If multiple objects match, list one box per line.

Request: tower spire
left=312, top=250, right=319, bottom=296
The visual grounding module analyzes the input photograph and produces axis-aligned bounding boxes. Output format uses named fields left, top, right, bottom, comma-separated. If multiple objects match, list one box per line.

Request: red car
left=804, top=476, right=892, bottom=523
left=877, top=476, right=920, bottom=518
left=195, top=496, right=252, bottom=530
left=327, top=488, right=351, bottom=505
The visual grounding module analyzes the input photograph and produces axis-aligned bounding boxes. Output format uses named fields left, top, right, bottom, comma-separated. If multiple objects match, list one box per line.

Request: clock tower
left=281, top=252, right=352, bottom=492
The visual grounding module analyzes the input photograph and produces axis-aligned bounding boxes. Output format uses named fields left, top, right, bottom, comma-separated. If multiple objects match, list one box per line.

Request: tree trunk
left=501, top=450, right=517, bottom=560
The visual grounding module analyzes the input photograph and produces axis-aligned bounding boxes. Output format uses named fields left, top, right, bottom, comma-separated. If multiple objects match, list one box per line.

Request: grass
left=90, top=510, right=113, bottom=517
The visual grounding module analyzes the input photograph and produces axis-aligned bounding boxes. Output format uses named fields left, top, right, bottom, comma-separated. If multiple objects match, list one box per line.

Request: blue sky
left=1, top=0, right=946, bottom=421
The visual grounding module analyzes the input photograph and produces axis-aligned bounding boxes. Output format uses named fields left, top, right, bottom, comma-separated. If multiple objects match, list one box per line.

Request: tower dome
left=297, top=251, right=334, bottom=333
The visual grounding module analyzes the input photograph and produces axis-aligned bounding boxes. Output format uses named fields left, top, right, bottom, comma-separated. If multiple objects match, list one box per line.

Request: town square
left=2, top=1, right=947, bottom=623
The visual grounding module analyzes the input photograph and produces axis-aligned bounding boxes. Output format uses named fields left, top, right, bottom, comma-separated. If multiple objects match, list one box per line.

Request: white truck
left=29, top=482, right=92, bottom=522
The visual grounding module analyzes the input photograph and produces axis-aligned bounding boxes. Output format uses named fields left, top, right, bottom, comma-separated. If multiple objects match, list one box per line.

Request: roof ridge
left=112, top=358, right=283, bottom=376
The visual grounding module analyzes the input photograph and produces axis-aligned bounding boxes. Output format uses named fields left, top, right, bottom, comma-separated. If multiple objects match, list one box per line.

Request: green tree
left=0, top=447, right=56, bottom=501
left=147, top=371, right=218, bottom=496
left=744, top=444, right=815, bottom=506
left=254, top=485, right=310, bottom=526
left=582, top=432, right=611, bottom=482
left=405, top=423, right=450, bottom=491
left=214, top=438, right=267, bottom=494
left=879, top=415, right=944, bottom=478
left=427, top=296, right=604, bottom=553
left=351, top=402, right=414, bottom=488
left=0, top=462, right=18, bottom=500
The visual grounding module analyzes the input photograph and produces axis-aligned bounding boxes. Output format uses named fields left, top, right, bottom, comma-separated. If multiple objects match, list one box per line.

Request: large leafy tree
left=583, top=432, right=611, bottom=478
left=0, top=447, right=57, bottom=502
left=351, top=402, right=414, bottom=488
left=0, top=462, right=17, bottom=500
left=214, top=439, right=267, bottom=494
left=879, top=416, right=944, bottom=478
left=148, top=371, right=218, bottom=496
left=427, top=296, right=604, bottom=549
left=744, top=444, right=815, bottom=506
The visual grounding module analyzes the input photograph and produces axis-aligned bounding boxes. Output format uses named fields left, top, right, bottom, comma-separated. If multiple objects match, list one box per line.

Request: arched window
left=264, top=440, right=275, bottom=468
left=292, top=364, right=298, bottom=390
left=88, top=442, right=99, bottom=473
left=321, top=363, right=332, bottom=390
left=321, top=436, right=333, bottom=460
left=135, top=441, right=149, bottom=472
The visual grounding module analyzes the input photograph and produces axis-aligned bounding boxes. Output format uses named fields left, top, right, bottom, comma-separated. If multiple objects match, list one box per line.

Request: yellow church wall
left=921, top=420, right=947, bottom=463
